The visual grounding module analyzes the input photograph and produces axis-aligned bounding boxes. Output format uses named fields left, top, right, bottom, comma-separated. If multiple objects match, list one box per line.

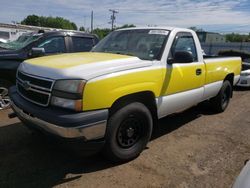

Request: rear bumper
left=9, top=86, right=108, bottom=140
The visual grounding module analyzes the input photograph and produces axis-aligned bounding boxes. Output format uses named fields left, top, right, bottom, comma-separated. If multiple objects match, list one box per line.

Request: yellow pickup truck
left=9, top=27, right=241, bottom=162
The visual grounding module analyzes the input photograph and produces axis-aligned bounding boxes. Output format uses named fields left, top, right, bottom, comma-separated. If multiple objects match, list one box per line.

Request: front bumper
left=236, top=76, right=250, bottom=87
left=9, top=86, right=108, bottom=140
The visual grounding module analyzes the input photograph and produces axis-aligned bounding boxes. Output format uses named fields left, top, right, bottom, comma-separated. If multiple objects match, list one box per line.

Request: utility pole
left=84, top=15, right=86, bottom=29
left=109, top=9, right=118, bottom=30
left=91, top=10, right=93, bottom=33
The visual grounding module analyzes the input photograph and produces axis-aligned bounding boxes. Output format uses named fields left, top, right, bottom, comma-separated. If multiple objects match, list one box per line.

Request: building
left=0, top=23, right=59, bottom=41
left=196, top=31, right=226, bottom=43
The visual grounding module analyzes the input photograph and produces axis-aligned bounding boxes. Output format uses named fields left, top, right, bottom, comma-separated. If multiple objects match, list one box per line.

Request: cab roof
left=116, top=26, right=193, bottom=33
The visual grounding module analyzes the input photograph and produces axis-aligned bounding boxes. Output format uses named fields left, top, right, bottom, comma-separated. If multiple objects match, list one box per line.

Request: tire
left=210, top=80, right=232, bottom=113
left=0, top=79, right=12, bottom=110
left=103, top=102, right=153, bottom=162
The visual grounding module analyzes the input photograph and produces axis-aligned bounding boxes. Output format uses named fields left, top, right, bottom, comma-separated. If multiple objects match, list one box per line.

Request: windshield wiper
left=113, top=51, right=135, bottom=56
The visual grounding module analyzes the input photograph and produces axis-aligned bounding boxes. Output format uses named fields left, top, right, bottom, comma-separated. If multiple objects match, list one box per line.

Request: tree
left=116, top=24, right=136, bottom=29
left=21, top=15, right=78, bottom=30
left=93, top=24, right=136, bottom=39
left=188, top=26, right=204, bottom=32
left=79, top=26, right=85, bottom=31
left=93, top=28, right=111, bottom=39
left=225, top=33, right=250, bottom=42
left=21, top=15, right=40, bottom=26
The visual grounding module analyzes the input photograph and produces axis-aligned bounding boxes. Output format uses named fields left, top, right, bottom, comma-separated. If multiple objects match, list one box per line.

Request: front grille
left=17, top=71, right=53, bottom=90
left=16, top=71, right=54, bottom=106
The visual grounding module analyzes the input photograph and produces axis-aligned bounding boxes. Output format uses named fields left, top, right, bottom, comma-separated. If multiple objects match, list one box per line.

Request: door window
left=38, top=37, right=66, bottom=54
left=72, top=37, right=94, bottom=52
left=170, top=32, right=198, bottom=62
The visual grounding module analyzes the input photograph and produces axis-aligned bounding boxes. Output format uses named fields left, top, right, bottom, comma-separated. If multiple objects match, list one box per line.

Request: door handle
left=196, top=68, right=202, bottom=75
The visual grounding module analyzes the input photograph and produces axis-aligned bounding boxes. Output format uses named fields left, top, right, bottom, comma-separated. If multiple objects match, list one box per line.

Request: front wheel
left=210, top=80, right=232, bottom=113
left=103, top=102, right=153, bottom=162
left=0, top=80, right=11, bottom=110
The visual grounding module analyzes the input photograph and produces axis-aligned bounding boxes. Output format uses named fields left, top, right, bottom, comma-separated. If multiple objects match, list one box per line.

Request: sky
left=0, top=0, right=250, bottom=33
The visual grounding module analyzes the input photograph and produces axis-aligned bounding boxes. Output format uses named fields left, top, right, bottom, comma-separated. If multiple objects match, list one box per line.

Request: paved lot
left=0, top=88, right=250, bottom=188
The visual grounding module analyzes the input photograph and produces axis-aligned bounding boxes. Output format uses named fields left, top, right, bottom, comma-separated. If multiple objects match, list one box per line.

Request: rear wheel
left=210, top=80, right=232, bottom=113
left=103, top=102, right=153, bottom=162
left=0, top=80, right=11, bottom=110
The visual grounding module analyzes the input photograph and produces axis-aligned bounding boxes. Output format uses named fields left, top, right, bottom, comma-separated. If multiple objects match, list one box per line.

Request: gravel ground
left=0, top=88, right=250, bottom=188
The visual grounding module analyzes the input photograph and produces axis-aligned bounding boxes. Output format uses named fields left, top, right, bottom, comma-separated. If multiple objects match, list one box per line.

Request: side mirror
left=30, top=47, right=45, bottom=57
left=168, top=51, right=194, bottom=64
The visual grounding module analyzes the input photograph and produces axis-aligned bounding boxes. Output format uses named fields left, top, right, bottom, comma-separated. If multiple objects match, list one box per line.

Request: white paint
left=118, top=26, right=175, bottom=31
left=156, top=87, right=204, bottom=119
left=160, top=28, right=204, bottom=64
left=167, top=61, right=204, bottom=68
left=156, top=80, right=227, bottom=119
left=234, top=75, right=241, bottom=85
left=204, top=57, right=241, bottom=64
left=19, top=57, right=153, bottom=81
left=202, top=81, right=223, bottom=101
left=236, top=74, right=250, bottom=87
left=148, top=30, right=169, bottom=35
left=89, top=63, right=162, bottom=83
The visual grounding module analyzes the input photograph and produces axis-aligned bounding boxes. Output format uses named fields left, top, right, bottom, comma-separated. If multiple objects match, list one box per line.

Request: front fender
left=82, top=68, right=164, bottom=111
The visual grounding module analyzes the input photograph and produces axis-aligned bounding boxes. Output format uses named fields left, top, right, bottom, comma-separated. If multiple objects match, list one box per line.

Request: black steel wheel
left=103, top=102, right=153, bottom=162
left=210, top=80, right=232, bottom=113
left=117, top=115, right=144, bottom=148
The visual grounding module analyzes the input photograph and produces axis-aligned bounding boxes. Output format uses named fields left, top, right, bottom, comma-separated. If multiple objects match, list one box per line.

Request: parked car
left=218, top=51, right=250, bottom=87
left=0, top=38, right=7, bottom=44
left=232, top=160, right=250, bottom=188
left=0, top=30, right=99, bottom=109
left=237, top=62, right=250, bottom=87
left=9, top=27, right=241, bottom=162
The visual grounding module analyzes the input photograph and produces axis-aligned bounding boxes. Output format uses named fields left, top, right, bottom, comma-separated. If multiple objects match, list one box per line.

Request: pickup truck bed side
left=204, top=57, right=241, bottom=85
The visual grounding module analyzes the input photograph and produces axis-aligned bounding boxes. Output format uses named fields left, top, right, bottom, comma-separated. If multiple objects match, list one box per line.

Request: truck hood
left=19, top=52, right=153, bottom=80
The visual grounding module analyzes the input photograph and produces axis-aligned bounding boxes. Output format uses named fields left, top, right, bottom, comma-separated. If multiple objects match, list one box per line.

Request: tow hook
left=8, top=112, right=17, bottom=119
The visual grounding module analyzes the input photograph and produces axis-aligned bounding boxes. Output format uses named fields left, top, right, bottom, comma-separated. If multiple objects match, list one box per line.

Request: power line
left=109, top=9, right=118, bottom=30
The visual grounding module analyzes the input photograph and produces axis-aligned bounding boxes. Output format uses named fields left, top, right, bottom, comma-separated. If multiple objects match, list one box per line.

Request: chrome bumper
left=11, top=101, right=107, bottom=140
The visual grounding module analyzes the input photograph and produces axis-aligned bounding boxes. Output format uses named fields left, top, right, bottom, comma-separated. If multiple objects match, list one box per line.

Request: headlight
left=53, top=79, right=85, bottom=94
left=51, top=79, right=86, bottom=111
left=240, top=72, right=250, bottom=76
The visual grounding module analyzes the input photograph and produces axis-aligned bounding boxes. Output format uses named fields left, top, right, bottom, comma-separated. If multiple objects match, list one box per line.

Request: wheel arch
left=224, top=73, right=234, bottom=97
left=109, top=91, right=158, bottom=122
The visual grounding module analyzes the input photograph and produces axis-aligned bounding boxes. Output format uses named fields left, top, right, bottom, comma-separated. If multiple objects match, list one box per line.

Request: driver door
left=158, top=32, right=205, bottom=117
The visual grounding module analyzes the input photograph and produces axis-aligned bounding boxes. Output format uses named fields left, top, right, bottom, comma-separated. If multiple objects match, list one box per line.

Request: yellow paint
left=25, top=52, right=132, bottom=69
left=83, top=68, right=164, bottom=110
left=204, top=59, right=241, bottom=84
left=25, top=51, right=241, bottom=111
left=82, top=59, right=241, bottom=111
left=160, top=63, right=206, bottom=96
left=82, top=64, right=206, bottom=111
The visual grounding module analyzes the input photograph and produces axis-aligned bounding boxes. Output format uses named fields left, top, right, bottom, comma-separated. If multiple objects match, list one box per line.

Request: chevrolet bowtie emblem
left=23, top=81, right=31, bottom=91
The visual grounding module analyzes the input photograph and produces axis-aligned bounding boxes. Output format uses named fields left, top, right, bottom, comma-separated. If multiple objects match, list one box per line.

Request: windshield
left=0, top=33, right=42, bottom=50
left=92, top=29, right=169, bottom=60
